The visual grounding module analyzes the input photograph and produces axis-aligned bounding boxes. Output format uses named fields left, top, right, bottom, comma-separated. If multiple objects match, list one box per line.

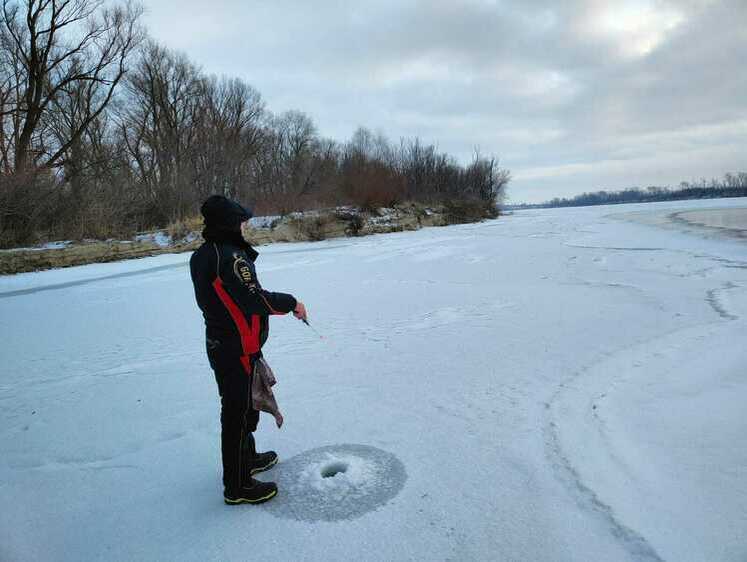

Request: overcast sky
left=141, top=0, right=746, bottom=203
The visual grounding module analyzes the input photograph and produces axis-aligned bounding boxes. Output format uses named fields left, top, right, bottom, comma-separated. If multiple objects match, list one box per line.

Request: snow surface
left=135, top=232, right=174, bottom=248
left=1, top=198, right=746, bottom=561
left=249, top=216, right=282, bottom=230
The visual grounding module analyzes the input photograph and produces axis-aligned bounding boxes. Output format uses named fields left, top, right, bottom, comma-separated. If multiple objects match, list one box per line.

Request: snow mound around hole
left=265, top=444, right=406, bottom=522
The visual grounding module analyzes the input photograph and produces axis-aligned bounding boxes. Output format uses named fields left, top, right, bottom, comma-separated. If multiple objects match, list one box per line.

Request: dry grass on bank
left=1, top=200, right=500, bottom=274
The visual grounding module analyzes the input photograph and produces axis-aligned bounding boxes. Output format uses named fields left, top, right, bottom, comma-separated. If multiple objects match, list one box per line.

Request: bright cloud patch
left=585, top=0, right=687, bottom=57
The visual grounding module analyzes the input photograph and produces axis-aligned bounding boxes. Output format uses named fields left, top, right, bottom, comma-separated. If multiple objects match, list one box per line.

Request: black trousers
left=208, top=351, right=259, bottom=491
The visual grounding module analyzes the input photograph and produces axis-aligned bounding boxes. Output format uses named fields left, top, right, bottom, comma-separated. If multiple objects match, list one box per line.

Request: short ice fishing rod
left=301, top=317, right=326, bottom=340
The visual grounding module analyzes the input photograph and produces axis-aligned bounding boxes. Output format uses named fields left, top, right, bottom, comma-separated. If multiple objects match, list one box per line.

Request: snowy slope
left=1, top=199, right=746, bottom=561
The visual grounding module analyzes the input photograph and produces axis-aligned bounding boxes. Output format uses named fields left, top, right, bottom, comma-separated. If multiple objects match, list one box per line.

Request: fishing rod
left=301, top=317, right=326, bottom=340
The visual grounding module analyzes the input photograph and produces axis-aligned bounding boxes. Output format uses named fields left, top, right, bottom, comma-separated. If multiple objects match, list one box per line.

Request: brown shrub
left=289, top=214, right=330, bottom=241
left=334, top=209, right=364, bottom=236
left=442, top=198, right=497, bottom=224
left=166, top=216, right=202, bottom=242
left=0, top=170, right=59, bottom=248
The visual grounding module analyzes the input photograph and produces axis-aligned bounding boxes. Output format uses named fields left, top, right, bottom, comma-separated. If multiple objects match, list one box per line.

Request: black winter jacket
left=190, top=231, right=297, bottom=364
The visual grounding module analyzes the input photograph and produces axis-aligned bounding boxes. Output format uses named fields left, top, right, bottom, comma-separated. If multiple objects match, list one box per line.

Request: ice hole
left=321, top=461, right=349, bottom=478
left=266, top=444, right=407, bottom=522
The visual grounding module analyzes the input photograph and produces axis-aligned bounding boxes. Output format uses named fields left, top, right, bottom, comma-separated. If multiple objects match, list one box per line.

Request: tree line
left=511, top=173, right=747, bottom=209
left=0, top=0, right=509, bottom=248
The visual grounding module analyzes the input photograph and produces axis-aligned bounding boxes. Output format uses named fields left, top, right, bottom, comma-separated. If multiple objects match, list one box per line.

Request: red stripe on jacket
left=212, top=277, right=261, bottom=372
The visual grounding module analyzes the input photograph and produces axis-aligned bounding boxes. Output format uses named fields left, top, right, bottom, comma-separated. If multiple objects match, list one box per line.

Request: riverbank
left=0, top=202, right=490, bottom=275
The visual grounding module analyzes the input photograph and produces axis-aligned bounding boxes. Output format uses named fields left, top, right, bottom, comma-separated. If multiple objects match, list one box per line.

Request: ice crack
left=705, top=283, right=739, bottom=321
left=543, top=413, right=664, bottom=562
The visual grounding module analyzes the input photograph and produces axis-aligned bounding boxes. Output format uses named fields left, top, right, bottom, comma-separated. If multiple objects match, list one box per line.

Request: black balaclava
left=200, top=195, right=257, bottom=258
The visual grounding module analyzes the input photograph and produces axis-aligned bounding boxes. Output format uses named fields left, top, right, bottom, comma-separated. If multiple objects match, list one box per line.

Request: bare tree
left=120, top=41, right=202, bottom=222
left=1, top=0, right=144, bottom=171
left=277, top=109, right=317, bottom=194
left=0, top=7, right=512, bottom=245
left=193, top=75, right=265, bottom=201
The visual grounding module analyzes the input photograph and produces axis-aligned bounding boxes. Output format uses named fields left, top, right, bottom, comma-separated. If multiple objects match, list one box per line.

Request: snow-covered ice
left=1, top=198, right=746, bottom=561
left=672, top=207, right=747, bottom=236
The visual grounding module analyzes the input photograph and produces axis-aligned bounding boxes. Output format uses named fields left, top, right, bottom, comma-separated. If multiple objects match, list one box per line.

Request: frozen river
left=673, top=207, right=747, bottom=237
left=1, top=198, right=746, bottom=561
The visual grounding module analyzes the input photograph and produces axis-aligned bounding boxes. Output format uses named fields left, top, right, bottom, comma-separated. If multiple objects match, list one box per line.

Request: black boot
left=224, top=478, right=277, bottom=505
left=244, top=433, right=278, bottom=475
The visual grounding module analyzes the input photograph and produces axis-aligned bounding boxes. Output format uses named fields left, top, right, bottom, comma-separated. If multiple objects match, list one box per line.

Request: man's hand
left=293, top=300, right=308, bottom=322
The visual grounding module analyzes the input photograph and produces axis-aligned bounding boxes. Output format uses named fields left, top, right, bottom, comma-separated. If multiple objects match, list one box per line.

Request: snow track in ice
left=0, top=262, right=187, bottom=298
left=546, top=312, right=747, bottom=561
left=543, top=338, right=670, bottom=562
left=543, top=411, right=664, bottom=562
left=705, top=282, right=740, bottom=321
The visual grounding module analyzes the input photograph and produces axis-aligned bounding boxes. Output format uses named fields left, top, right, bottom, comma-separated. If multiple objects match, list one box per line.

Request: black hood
left=200, top=195, right=258, bottom=261
left=200, top=195, right=252, bottom=230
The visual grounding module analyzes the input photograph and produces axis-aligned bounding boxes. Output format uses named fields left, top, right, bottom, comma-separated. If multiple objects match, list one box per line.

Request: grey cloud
left=142, top=0, right=746, bottom=202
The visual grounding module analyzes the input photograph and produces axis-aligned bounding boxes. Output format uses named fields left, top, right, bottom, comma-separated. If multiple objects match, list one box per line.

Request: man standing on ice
left=190, top=195, right=307, bottom=505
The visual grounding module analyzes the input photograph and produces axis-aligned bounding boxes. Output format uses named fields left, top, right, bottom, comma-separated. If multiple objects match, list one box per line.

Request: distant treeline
left=511, top=173, right=747, bottom=209
left=0, top=1, right=508, bottom=248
